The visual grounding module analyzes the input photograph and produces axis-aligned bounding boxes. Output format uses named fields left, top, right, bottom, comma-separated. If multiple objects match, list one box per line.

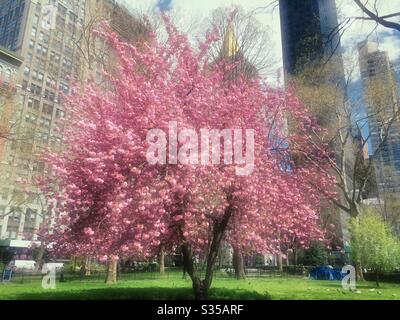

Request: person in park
left=38, top=14, right=335, bottom=299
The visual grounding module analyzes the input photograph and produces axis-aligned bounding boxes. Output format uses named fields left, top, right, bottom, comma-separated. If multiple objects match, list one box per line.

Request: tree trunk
left=159, top=246, right=165, bottom=274
left=105, top=259, right=117, bottom=284
left=350, top=202, right=360, bottom=218
left=355, top=263, right=365, bottom=281
left=34, top=245, right=45, bottom=272
left=181, top=199, right=234, bottom=299
left=294, top=248, right=298, bottom=266
left=85, top=256, right=91, bottom=276
left=72, top=256, right=77, bottom=272
left=277, top=253, right=283, bottom=272
left=192, top=278, right=209, bottom=300
left=375, top=273, right=380, bottom=288
left=232, top=248, right=246, bottom=279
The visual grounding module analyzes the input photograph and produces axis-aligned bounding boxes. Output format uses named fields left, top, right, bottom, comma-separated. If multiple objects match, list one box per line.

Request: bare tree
left=72, top=1, right=152, bottom=83
left=206, top=6, right=277, bottom=79
left=353, top=0, right=400, bottom=32
left=291, top=54, right=399, bottom=215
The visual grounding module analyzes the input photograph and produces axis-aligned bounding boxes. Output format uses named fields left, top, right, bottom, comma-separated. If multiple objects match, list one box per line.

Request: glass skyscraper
left=358, top=41, right=400, bottom=193
left=0, top=0, right=29, bottom=51
left=279, top=0, right=342, bottom=75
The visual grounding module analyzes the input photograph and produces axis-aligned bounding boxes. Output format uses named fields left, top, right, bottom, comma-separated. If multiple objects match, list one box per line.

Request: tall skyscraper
left=279, top=0, right=342, bottom=76
left=358, top=41, right=400, bottom=193
left=0, top=1, right=30, bottom=51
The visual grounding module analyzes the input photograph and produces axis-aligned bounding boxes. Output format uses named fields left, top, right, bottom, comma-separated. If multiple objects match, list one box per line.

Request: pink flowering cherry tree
left=39, top=16, right=335, bottom=299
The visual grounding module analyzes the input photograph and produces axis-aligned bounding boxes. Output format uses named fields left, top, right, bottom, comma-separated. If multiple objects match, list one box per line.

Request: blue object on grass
left=2, top=268, right=12, bottom=282
left=309, top=266, right=344, bottom=280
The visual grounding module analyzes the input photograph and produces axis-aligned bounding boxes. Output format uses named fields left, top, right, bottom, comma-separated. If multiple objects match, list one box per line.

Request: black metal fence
left=3, top=263, right=400, bottom=284
left=2, top=266, right=297, bottom=284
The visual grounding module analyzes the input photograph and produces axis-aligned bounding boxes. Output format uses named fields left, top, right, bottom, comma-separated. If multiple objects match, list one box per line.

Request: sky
left=119, top=0, right=400, bottom=84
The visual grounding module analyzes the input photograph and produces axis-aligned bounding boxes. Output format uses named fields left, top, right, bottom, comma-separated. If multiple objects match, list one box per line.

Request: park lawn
left=1, top=276, right=400, bottom=300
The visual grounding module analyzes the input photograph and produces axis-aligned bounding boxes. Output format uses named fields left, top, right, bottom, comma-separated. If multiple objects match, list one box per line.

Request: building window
left=46, top=76, right=56, bottom=87
left=42, top=103, right=53, bottom=115
left=26, top=208, right=37, bottom=223
left=25, top=113, right=37, bottom=124
left=31, top=27, right=37, bottom=37
left=26, top=52, right=33, bottom=62
left=39, top=31, right=49, bottom=44
left=4, top=69, right=11, bottom=81
left=30, top=83, right=42, bottom=95
left=56, top=109, right=65, bottom=118
left=27, top=97, right=40, bottom=110
left=40, top=117, right=51, bottom=128
left=29, top=39, right=35, bottom=49
left=44, top=89, right=55, bottom=102
left=59, top=82, right=69, bottom=94
left=32, top=70, right=44, bottom=82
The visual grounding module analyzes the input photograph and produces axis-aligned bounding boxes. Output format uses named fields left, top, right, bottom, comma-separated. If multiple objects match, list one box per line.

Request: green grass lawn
left=1, top=274, right=400, bottom=300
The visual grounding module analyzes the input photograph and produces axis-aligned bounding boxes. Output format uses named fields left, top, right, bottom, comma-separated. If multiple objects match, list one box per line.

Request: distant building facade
left=0, top=46, right=24, bottom=240
left=0, top=0, right=86, bottom=242
left=0, top=0, right=149, bottom=244
left=358, top=41, right=400, bottom=193
left=0, top=46, right=23, bottom=167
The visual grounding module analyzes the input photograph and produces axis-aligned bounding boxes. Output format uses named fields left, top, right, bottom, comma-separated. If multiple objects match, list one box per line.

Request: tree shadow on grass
left=12, top=287, right=271, bottom=300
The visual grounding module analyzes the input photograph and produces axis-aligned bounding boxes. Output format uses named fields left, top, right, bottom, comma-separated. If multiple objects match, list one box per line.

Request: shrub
left=350, top=208, right=400, bottom=286
left=303, top=241, right=328, bottom=266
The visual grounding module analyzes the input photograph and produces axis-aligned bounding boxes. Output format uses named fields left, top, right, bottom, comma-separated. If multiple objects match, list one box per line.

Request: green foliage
left=350, top=208, right=400, bottom=273
left=63, top=261, right=107, bottom=273
left=254, top=254, right=265, bottom=267
left=303, top=241, right=328, bottom=266
left=0, top=246, right=14, bottom=265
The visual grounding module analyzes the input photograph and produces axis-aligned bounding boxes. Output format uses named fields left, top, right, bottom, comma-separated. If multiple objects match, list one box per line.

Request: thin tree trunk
left=181, top=243, right=208, bottom=299
left=85, top=256, right=91, bottom=276
left=277, top=253, right=283, bottom=272
left=355, top=263, right=365, bottom=281
left=105, top=259, right=117, bottom=284
left=159, top=246, right=165, bottom=274
left=34, top=244, right=45, bottom=272
left=375, top=272, right=380, bottom=288
left=72, top=256, right=77, bottom=272
left=232, top=248, right=246, bottom=279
